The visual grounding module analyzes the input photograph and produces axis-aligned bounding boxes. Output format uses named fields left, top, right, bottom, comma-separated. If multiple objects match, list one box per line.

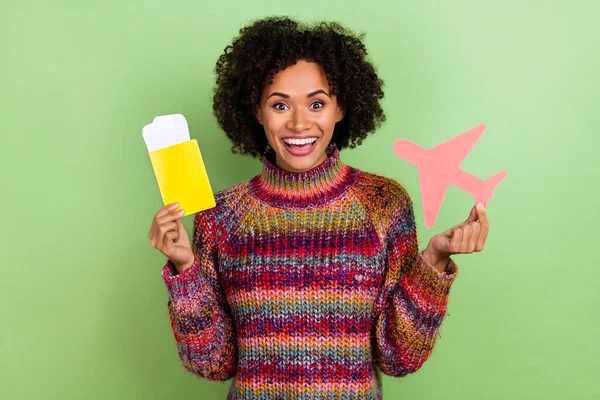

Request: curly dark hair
left=212, top=16, right=386, bottom=159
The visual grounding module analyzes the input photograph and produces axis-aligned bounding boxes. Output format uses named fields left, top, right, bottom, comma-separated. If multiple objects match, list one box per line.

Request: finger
left=157, top=208, right=185, bottom=225
left=165, top=230, right=180, bottom=243
left=461, top=224, right=473, bottom=253
left=441, top=225, right=454, bottom=238
left=150, top=227, right=157, bottom=247
left=466, top=204, right=478, bottom=223
left=152, top=203, right=182, bottom=245
left=156, top=221, right=177, bottom=249
left=450, top=226, right=463, bottom=253
left=470, top=222, right=480, bottom=252
left=158, top=221, right=178, bottom=236
left=476, top=203, right=488, bottom=226
left=172, top=219, right=184, bottom=244
left=156, top=202, right=181, bottom=219
left=152, top=217, right=179, bottom=247
left=446, top=220, right=467, bottom=238
left=476, top=203, right=489, bottom=250
left=477, top=218, right=489, bottom=251
left=176, top=218, right=185, bottom=235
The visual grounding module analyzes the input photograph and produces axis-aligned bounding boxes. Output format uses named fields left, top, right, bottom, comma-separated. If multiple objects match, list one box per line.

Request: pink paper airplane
left=393, top=123, right=507, bottom=228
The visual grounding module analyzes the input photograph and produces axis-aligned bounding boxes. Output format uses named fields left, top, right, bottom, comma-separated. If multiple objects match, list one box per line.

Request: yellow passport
left=143, top=114, right=215, bottom=216
left=149, top=139, right=215, bottom=216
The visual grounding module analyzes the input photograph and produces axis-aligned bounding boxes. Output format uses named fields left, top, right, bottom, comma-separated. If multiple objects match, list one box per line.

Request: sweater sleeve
left=372, top=195, right=458, bottom=377
left=160, top=208, right=237, bottom=381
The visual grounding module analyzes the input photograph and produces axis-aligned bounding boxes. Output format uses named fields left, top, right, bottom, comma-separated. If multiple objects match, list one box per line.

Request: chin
left=277, top=144, right=328, bottom=173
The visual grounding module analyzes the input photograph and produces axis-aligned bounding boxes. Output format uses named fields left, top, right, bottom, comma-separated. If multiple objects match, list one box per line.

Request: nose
left=286, top=108, right=311, bottom=132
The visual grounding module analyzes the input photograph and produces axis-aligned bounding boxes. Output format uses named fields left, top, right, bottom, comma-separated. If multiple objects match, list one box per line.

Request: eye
left=272, top=103, right=288, bottom=111
left=310, top=101, right=324, bottom=109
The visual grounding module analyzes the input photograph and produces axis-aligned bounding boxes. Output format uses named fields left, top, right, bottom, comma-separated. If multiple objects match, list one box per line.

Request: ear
left=255, top=107, right=263, bottom=125
left=335, top=105, right=345, bottom=123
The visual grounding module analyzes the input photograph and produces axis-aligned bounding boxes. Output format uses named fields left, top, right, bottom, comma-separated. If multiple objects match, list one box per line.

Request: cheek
left=259, top=122, right=276, bottom=142
left=263, top=114, right=286, bottom=135
left=315, top=111, right=338, bottom=132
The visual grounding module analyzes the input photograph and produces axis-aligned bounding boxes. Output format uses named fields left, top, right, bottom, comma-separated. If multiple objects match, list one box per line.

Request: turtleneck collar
left=249, top=145, right=359, bottom=209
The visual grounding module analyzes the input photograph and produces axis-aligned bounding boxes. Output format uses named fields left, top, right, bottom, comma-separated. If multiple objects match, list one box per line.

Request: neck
left=250, top=145, right=359, bottom=209
left=274, top=151, right=328, bottom=173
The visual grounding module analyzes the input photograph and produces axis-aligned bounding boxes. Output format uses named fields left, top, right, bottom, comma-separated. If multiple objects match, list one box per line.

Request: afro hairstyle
left=212, top=15, right=386, bottom=159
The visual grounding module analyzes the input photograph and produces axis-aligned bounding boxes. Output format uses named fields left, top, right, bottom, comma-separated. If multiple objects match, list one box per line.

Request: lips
left=282, top=137, right=318, bottom=156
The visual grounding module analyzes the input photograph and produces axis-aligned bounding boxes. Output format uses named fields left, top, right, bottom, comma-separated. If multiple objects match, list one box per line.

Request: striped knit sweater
left=161, top=145, right=459, bottom=399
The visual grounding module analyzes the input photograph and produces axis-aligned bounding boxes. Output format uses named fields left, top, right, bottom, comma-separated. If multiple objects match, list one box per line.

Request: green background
left=2, top=1, right=598, bottom=399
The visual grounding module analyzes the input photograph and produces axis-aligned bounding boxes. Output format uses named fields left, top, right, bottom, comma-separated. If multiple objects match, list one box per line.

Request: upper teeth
left=283, top=137, right=317, bottom=145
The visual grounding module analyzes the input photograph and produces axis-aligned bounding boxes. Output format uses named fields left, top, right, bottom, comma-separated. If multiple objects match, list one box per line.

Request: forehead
left=266, top=60, right=330, bottom=92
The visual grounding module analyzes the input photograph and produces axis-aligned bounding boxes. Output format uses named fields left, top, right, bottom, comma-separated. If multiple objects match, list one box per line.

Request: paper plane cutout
left=393, top=123, right=507, bottom=228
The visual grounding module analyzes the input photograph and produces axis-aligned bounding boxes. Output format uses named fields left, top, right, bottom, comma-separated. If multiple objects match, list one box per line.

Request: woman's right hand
left=148, top=202, right=194, bottom=272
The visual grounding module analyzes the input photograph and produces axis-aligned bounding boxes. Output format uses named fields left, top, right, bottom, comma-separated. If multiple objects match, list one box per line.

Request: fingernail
left=178, top=209, right=185, bottom=214
left=172, top=202, right=179, bottom=207
left=477, top=202, right=484, bottom=210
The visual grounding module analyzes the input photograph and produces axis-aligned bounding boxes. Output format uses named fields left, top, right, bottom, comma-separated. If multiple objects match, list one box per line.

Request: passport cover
left=148, top=139, right=216, bottom=216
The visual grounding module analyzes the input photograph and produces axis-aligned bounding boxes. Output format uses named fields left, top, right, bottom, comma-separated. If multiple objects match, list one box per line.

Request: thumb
left=466, top=204, right=478, bottom=223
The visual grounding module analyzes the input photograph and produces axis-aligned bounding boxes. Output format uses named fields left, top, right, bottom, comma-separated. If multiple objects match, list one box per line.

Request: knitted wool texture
left=161, top=145, right=459, bottom=400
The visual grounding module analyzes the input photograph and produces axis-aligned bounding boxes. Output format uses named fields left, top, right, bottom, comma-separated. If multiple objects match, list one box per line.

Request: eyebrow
left=267, top=89, right=330, bottom=100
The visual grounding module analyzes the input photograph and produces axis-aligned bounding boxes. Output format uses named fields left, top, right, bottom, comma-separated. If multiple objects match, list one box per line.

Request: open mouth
left=282, top=137, right=318, bottom=156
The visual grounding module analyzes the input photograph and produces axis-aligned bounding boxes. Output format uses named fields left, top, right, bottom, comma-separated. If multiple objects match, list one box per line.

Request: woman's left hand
left=422, top=203, right=489, bottom=272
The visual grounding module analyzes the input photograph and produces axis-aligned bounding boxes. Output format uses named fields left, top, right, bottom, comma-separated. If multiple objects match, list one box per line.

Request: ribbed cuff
left=411, top=252, right=458, bottom=296
left=160, top=256, right=203, bottom=301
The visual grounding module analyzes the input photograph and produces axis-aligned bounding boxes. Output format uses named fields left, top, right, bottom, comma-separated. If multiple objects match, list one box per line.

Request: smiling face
left=255, top=60, right=345, bottom=172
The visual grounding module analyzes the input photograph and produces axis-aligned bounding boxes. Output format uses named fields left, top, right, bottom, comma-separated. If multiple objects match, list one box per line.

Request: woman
left=148, top=16, right=488, bottom=400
